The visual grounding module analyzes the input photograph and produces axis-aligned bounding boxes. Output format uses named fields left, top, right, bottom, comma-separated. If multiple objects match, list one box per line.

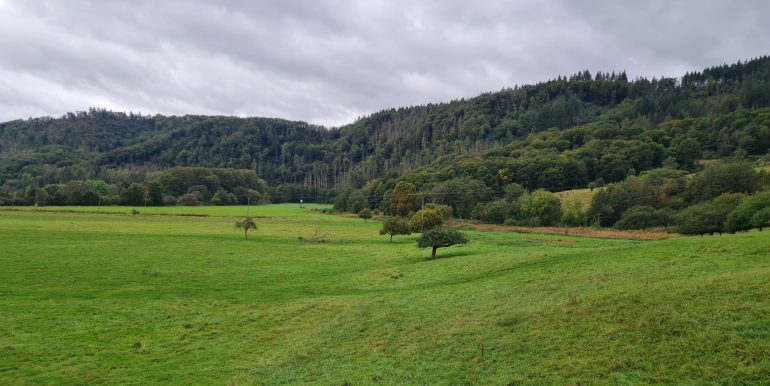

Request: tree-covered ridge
left=1, top=55, right=769, bottom=207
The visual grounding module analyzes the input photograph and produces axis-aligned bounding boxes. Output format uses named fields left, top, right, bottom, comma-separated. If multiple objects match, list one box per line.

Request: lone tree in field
left=358, top=208, right=372, bottom=222
left=417, top=227, right=468, bottom=259
left=379, top=216, right=411, bottom=242
left=235, top=217, right=257, bottom=239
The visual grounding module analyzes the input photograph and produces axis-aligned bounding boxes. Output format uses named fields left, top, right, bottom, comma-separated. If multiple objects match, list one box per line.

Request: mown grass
left=1, top=206, right=769, bottom=384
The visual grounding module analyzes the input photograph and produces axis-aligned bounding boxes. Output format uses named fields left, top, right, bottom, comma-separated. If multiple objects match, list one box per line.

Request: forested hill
left=1, top=55, right=770, bottom=201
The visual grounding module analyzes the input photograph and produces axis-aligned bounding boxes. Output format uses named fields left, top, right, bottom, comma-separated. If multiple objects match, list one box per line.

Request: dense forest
left=2, top=55, right=770, bottom=232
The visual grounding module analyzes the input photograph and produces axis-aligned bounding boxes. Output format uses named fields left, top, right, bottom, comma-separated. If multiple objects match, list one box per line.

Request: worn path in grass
left=1, top=205, right=769, bottom=384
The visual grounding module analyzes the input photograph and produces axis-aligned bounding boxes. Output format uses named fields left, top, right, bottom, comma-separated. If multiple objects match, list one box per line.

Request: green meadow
left=1, top=205, right=769, bottom=385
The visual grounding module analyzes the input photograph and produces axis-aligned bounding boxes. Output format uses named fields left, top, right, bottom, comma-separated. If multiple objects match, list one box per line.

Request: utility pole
left=421, top=194, right=425, bottom=233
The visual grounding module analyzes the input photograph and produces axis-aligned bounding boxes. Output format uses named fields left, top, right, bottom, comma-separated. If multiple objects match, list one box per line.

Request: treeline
left=0, top=167, right=275, bottom=207
left=2, top=56, right=770, bottom=197
left=334, top=160, right=770, bottom=234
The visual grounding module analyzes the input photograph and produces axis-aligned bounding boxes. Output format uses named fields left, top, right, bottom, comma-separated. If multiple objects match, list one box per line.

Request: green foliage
left=4, top=56, right=770, bottom=223
left=561, top=199, right=588, bottom=227
left=423, top=203, right=453, bottom=219
left=121, top=183, right=145, bottom=206
left=614, top=205, right=674, bottom=230
left=724, top=191, right=770, bottom=233
left=234, top=216, right=257, bottom=239
left=378, top=216, right=411, bottom=242
left=588, top=176, right=661, bottom=227
left=416, top=227, right=469, bottom=259
left=389, top=181, right=419, bottom=216
left=435, top=177, right=493, bottom=219
left=751, top=207, right=770, bottom=231
left=473, top=199, right=517, bottom=224
left=408, top=208, right=444, bottom=232
left=675, top=193, right=745, bottom=235
left=358, top=208, right=372, bottom=222
left=688, top=162, right=757, bottom=202
left=519, top=189, right=562, bottom=226
left=671, top=137, right=703, bottom=170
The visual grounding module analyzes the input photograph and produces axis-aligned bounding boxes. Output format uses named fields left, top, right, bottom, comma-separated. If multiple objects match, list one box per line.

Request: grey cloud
left=0, top=0, right=768, bottom=126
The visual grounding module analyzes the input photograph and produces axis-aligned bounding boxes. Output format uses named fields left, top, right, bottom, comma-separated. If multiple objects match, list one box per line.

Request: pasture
left=1, top=205, right=769, bottom=384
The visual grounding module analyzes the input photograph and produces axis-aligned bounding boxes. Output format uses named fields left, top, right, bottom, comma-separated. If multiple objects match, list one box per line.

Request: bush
left=614, top=205, right=673, bottom=230
left=561, top=199, right=588, bottom=227
left=725, top=191, right=770, bottom=233
left=379, top=216, right=411, bottom=242
left=518, top=189, right=561, bottom=226
left=409, top=208, right=443, bottom=232
left=424, top=203, right=453, bottom=219
left=472, top=199, right=516, bottom=224
left=177, top=193, right=201, bottom=206
left=358, top=208, right=372, bottom=222
left=688, top=162, right=757, bottom=202
left=675, top=193, right=744, bottom=235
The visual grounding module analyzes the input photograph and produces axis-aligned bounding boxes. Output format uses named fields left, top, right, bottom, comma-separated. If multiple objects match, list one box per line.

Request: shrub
left=675, top=193, right=744, bottom=235
left=379, top=216, right=411, bottom=242
left=519, top=189, right=561, bottom=226
left=472, top=199, right=516, bottom=224
left=725, top=191, right=770, bottom=233
left=614, top=205, right=673, bottom=230
left=409, top=208, right=443, bottom=232
left=358, top=208, right=372, bottom=222
left=688, top=162, right=757, bottom=202
left=561, top=199, right=588, bottom=227
left=177, top=193, right=200, bottom=206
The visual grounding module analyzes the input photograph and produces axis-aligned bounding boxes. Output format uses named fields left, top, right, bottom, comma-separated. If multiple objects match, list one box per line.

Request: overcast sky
left=0, top=1, right=767, bottom=126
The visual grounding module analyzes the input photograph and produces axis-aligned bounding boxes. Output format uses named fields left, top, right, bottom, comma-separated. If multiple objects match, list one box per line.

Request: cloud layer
left=1, top=0, right=768, bottom=126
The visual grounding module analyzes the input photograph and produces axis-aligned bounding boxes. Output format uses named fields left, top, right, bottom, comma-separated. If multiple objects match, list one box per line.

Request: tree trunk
left=389, top=234, right=393, bottom=242
left=244, top=229, right=248, bottom=239
left=431, top=247, right=437, bottom=259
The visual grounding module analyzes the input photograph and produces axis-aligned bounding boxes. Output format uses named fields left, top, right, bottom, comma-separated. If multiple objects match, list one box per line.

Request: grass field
left=0, top=203, right=336, bottom=219
left=554, top=188, right=598, bottom=208
left=1, top=205, right=769, bottom=384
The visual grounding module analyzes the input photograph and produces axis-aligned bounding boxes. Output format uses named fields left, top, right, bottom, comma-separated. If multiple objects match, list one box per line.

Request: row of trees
left=333, top=160, right=770, bottom=234
left=0, top=167, right=272, bottom=207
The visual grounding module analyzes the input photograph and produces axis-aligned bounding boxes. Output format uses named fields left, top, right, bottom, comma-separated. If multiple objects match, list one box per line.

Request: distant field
left=1, top=205, right=769, bottom=384
left=0, top=203, right=336, bottom=219
left=554, top=187, right=598, bottom=208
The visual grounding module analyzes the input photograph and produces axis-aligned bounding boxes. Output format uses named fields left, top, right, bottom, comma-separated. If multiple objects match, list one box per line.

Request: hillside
left=2, top=56, right=770, bottom=235
left=2, top=56, right=770, bottom=195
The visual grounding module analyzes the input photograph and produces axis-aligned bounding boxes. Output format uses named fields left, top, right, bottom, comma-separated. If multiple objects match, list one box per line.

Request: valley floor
left=0, top=205, right=768, bottom=384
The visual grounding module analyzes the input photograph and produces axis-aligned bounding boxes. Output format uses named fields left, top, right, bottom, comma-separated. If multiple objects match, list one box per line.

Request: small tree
left=417, top=228, right=468, bottom=259
left=409, top=208, right=443, bottom=232
left=235, top=217, right=257, bottom=239
left=751, top=207, right=770, bottom=231
left=358, top=208, right=372, bottom=222
left=379, top=216, right=411, bottom=242
left=561, top=199, right=588, bottom=227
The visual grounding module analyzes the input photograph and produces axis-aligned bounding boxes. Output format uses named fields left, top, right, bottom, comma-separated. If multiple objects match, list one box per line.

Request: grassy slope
left=554, top=188, right=598, bottom=208
left=0, top=206, right=769, bottom=385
